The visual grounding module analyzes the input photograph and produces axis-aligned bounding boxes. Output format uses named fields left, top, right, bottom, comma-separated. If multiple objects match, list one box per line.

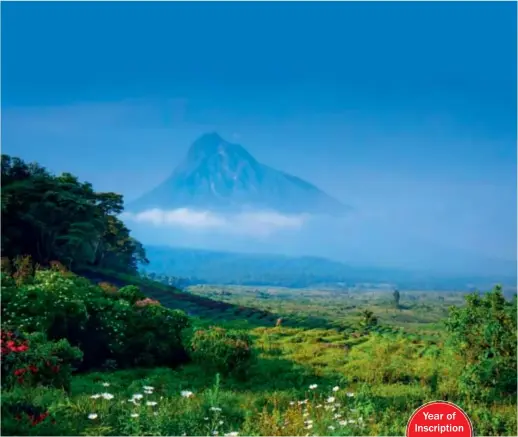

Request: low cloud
left=121, top=208, right=308, bottom=237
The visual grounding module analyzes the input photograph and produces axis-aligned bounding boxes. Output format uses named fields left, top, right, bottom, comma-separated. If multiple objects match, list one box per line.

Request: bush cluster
left=1, top=263, right=192, bottom=376
left=190, top=326, right=253, bottom=375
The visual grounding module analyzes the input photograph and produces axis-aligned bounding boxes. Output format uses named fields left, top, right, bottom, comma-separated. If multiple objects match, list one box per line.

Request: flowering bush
left=135, top=297, right=161, bottom=307
left=190, top=327, right=252, bottom=375
left=1, top=269, right=92, bottom=339
left=1, top=330, right=83, bottom=392
left=2, top=265, right=192, bottom=372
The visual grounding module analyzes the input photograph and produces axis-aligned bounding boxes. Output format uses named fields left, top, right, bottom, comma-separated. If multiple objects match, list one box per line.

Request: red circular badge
left=407, top=401, right=473, bottom=437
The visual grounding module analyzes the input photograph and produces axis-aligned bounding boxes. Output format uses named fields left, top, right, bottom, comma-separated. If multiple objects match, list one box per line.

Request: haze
left=2, top=2, right=516, bottom=278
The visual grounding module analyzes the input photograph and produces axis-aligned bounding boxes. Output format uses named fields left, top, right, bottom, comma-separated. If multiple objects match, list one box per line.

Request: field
left=2, top=267, right=516, bottom=436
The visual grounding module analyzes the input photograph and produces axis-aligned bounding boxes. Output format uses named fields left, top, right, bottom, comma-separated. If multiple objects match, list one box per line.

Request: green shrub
left=0, top=386, right=64, bottom=436
left=1, top=269, right=92, bottom=340
left=2, top=268, right=192, bottom=371
left=122, top=305, right=191, bottom=367
left=1, top=330, right=82, bottom=392
left=190, top=327, right=252, bottom=375
left=118, top=285, right=147, bottom=304
left=445, top=286, right=517, bottom=401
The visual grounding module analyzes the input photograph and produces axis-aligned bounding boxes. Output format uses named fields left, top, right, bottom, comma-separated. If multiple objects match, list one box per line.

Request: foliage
left=1, top=155, right=148, bottom=274
left=121, top=305, right=191, bottom=367
left=1, top=264, right=192, bottom=371
left=445, top=285, right=517, bottom=401
left=393, top=289, right=400, bottom=309
left=191, top=327, right=253, bottom=375
left=1, top=330, right=83, bottom=392
left=118, top=285, right=147, bottom=304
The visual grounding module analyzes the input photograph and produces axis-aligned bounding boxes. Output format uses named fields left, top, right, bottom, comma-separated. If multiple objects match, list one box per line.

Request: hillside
left=127, top=133, right=349, bottom=215
left=1, top=154, right=516, bottom=437
left=143, top=245, right=515, bottom=292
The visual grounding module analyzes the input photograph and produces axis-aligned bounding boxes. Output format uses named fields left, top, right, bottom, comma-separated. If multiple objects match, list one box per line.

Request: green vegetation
left=1, top=156, right=517, bottom=436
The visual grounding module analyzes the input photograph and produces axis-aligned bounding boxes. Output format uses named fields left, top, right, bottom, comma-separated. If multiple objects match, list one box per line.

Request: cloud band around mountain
left=121, top=208, right=308, bottom=237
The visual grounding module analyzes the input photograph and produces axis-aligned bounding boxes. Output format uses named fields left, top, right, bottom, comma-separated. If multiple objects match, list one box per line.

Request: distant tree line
left=1, top=155, right=148, bottom=274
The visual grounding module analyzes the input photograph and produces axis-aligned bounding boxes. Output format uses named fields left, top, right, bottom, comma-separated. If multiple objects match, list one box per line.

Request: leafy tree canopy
left=1, top=155, right=148, bottom=274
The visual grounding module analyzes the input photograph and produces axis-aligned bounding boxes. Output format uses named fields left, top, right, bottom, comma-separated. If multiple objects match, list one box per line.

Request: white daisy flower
left=131, top=413, right=139, bottom=418
left=181, top=390, right=194, bottom=398
left=132, top=394, right=143, bottom=400
left=101, top=393, right=114, bottom=400
left=225, top=432, right=239, bottom=436
left=88, top=413, right=98, bottom=420
left=346, top=392, right=354, bottom=397
left=327, top=396, right=335, bottom=403
left=328, top=426, right=335, bottom=431
left=339, top=420, right=347, bottom=426
left=90, top=394, right=101, bottom=399
left=309, top=384, right=318, bottom=390
left=146, top=401, right=157, bottom=406
left=143, top=386, right=154, bottom=391
left=332, top=386, right=339, bottom=392
left=219, top=420, right=224, bottom=425
left=210, top=407, right=222, bottom=412
left=102, top=382, right=110, bottom=387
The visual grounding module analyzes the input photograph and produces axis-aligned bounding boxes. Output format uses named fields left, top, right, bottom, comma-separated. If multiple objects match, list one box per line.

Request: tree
left=360, top=309, right=378, bottom=329
left=1, top=154, right=148, bottom=274
left=445, top=285, right=517, bottom=401
left=393, top=288, right=400, bottom=309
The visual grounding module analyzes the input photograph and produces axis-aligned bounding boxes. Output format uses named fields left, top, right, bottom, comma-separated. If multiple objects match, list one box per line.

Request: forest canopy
left=1, top=155, right=148, bottom=274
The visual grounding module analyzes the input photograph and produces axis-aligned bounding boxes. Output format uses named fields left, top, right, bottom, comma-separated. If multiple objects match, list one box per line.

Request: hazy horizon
left=2, top=2, right=516, bottom=278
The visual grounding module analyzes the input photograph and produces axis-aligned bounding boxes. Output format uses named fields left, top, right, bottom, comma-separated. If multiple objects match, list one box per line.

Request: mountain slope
left=128, top=133, right=348, bottom=215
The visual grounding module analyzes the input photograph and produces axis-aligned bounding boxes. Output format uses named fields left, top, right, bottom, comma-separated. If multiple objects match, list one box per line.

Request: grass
left=3, top=271, right=517, bottom=436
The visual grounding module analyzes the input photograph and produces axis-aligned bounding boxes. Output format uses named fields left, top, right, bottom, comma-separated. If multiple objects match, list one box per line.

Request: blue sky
left=2, top=2, right=517, bottom=275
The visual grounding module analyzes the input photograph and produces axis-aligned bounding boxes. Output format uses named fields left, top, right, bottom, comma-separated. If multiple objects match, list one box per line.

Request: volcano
left=128, top=133, right=349, bottom=215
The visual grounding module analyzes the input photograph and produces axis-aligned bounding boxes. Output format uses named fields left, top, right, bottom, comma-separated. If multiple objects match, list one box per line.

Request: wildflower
left=305, top=424, right=313, bottom=430
left=210, top=407, right=222, bottom=412
left=204, top=417, right=209, bottom=420
left=213, top=431, right=219, bottom=435
left=346, top=392, right=354, bottom=397
left=332, top=386, right=339, bottom=392
left=309, top=384, right=318, bottom=390
left=334, top=414, right=342, bottom=419
left=304, top=420, right=313, bottom=425
left=144, top=390, right=153, bottom=395
left=328, top=426, right=335, bottom=431
left=289, top=401, right=295, bottom=406
left=88, top=413, right=98, bottom=420
left=225, top=433, right=239, bottom=436
left=303, top=412, right=309, bottom=417
left=90, top=394, right=101, bottom=399
left=219, top=420, right=224, bottom=425
left=316, top=405, right=322, bottom=408
left=130, top=413, right=139, bottom=418
left=102, top=382, right=110, bottom=387
left=348, top=419, right=356, bottom=424
left=143, top=385, right=154, bottom=391
left=101, top=393, right=114, bottom=400
left=181, top=390, right=194, bottom=398
left=132, top=394, right=143, bottom=400
left=153, top=412, right=158, bottom=416
left=327, top=396, right=335, bottom=403
left=339, top=420, right=347, bottom=426
left=146, top=401, right=157, bottom=406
